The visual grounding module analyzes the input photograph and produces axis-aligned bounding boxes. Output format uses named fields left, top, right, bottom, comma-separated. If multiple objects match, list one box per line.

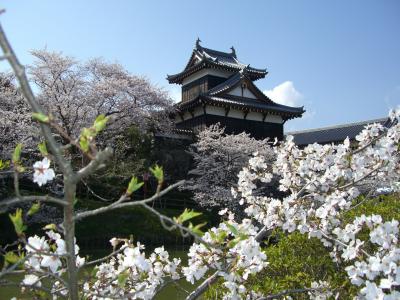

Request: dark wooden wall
left=176, top=114, right=283, bottom=140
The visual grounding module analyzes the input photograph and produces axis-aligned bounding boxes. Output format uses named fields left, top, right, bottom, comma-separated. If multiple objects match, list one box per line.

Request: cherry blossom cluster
left=308, top=281, right=333, bottom=300
left=83, top=240, right=181, bottom=299
left=333, top=215, right=400, bottom=299
left=234, top=109, right=400, bottom=298
left=23, top=230, right=85, bottom=295
left=183, top=213, right=267, bottom=299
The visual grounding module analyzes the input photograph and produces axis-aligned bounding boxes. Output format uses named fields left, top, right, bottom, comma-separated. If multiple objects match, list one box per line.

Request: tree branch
left=1, top=195, right=67, bottom=208
left=75, top=147, right=113, bottom=182
left=0, top=23, right=72, bottom=176
left=74, top=180, right=185, bottom=221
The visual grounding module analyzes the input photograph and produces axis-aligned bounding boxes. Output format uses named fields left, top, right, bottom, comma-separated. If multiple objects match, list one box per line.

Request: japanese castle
left=167, top=39, right=305, bottom=140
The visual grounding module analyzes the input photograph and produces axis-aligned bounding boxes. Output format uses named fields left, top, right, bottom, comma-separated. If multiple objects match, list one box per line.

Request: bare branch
left=74, top=180, right=185, bottom=221
left=186, top=271, right=220, bottom=300
left=82, top=245, right=128, bottom=268
left=0, top=195, right=67, bottom=208
left=75, top=147, right=113, bottom=182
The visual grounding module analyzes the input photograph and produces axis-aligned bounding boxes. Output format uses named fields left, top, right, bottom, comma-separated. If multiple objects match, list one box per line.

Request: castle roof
left=176, top=70, right=304, bottom=120
left=167, top=39, right=267, bottom=84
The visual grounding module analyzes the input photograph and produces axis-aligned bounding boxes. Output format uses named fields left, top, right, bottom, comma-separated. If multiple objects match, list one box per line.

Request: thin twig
left=81, top=179, right=114, bottom=202
left=74, top=180, right=185, bottom=221
left=83, top=245, right=128, bottom=267
left=1, top=195, right=67, bottom=207
left=75, top=148, right=113, bottom=182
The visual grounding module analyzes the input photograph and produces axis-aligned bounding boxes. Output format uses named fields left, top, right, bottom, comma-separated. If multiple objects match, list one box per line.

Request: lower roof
left=176, top=94, right=304, bottom=120
left=287, top=118, right=389, bottom=146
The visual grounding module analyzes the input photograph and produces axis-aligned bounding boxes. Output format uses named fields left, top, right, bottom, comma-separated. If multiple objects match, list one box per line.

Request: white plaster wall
left=207, top=107, right=283, bottom=123
left=175, top=105, right=284, bottom=124
left=227, top=109, right=244, bottom=119
left=246, top=111, right=263, bottom=122
left=227, top=86, right=257, bottom=99
left=182, top=69, right=232, bottom=85
left=206, top=105, right=225, bottom=116
left=265, top=114, right=283, bottom=124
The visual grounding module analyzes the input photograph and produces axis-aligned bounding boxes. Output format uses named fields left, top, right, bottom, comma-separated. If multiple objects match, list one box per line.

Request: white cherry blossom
left=33, top=157, right=55, bottom=186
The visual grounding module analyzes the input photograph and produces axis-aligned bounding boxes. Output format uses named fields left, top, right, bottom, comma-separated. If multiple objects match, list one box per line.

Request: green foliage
left=4, top=251, right=21, bottom=265
left=0, top=159, right=10, bottom=170
left=341, top=193, right=400, bottom=222
left=174, top=208, right=202, bottom=224
left=93, top=114, right=109, bottom=134
left=149, top=165, right=164, bottom=184
left=126, top=176, right=144, bottom=195
left=9, top=208, right=27, bottom=236
left=31, top=112, right=49, bottom=123
left=43, top=223, right=57, bottom=231
left=188, top=222, right=207, bottom=237
left=27, top=202, right=40, bottom=216
left=174, top=209, right=206, bottom=236
left=205, top=193, right=400, bottom=299
left=79, top=128, right=92, bottom=152
left=74, top=200, right=184, bottom=243
left=79, top=115, right=109, bottom=153
left=117, top=271, right=129, bottom=288
left=38, top=141, right=48, bottom=156
left=12, top=143, right=22, bottom=164
left=80, top=125, right=154, bottom=199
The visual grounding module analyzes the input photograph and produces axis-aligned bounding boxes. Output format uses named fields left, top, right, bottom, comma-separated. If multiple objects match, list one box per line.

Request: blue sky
left=1, top=0, right=399, bottom=131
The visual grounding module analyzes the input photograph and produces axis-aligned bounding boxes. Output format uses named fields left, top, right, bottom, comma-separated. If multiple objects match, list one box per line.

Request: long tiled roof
left=176, top=69, right=304, bottom=119
left=167, top=40, right=267, bottom=84
left=287, top=118, right=389, bottom=146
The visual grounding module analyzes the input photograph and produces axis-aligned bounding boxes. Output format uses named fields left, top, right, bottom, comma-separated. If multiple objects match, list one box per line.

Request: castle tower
left=167, top=39, right=304, bottom=139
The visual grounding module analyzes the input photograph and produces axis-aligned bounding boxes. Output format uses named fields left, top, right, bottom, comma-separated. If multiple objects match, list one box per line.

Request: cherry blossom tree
left=29, top=49, right=174, bottom=142
left=184, top=124, right=275, bottom=211
left=0, top=72, right=38, bottom=159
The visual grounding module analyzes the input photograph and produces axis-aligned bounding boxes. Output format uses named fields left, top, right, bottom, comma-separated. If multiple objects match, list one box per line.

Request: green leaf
left=188, top=222, right=207, bottom=237
left=9, top=208, right=27, bottom=236
left=227, top=237, right=241, bottom=248
left=81, top=127, right=93, bottom=139
left=12, top=143, right=23, bottom=164
left=149, top=165, right=164, bottom=183
left=93, top=114, right=109, bottom=133
left=38, top=141, right=48, bottom=156
left=225, top=222, right=239, bottom=236
left=79, top=136, right=90, bottom=152
left=4, top=251, right=20, bottom=264
left=117, top=271, right=129, bottom=287
left=27, top=202, right=40, bottom=216
left=91, top=266, right=99, bottom=277
left=0, top=159, right=10, bottom=170
left=127, top=176, right=144, bottom=195
left=32, top=112, right=50, bottom=123
left=43, top=223, right=57, bottom=231
left=174, top=208, right=202, bottom=224
left=216, top=231, right=228, bottom=243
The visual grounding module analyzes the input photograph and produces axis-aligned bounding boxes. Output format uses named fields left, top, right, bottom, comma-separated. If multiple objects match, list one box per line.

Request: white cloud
left=264, top=81, right=303, bottom=107
left=168, top=85, right=181, bottom=103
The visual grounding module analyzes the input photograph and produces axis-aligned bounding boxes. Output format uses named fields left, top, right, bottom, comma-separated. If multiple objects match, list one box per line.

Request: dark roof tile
left=287, top=118, right=389, bottom=146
